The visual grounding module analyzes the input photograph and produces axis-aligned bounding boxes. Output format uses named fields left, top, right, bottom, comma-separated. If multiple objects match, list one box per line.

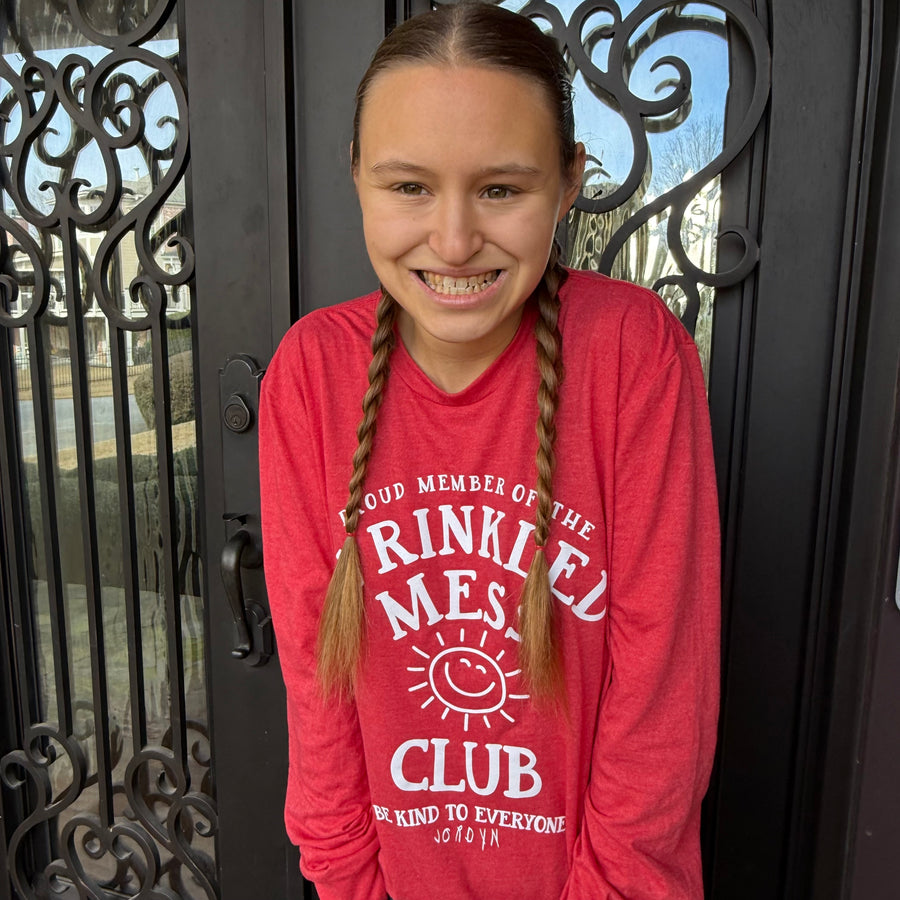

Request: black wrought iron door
left=0, top=1, right=308, bottom=898
left=2, top=1, right=897, bottom=899
left=0, top=0, right=217, bottom=896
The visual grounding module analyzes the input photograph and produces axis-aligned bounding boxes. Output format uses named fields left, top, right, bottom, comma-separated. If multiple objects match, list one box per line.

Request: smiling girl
left=259, top=3, right=720, bottom=899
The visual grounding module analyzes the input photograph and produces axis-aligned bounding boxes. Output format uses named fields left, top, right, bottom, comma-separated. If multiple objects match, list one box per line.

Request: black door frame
left=810, top=2, right=900, bottom=895
left=185, top=0, right=301, bottom=897
left=706, top=0, right=888, bottom=895
left=707, top=1, right=900, bottom=897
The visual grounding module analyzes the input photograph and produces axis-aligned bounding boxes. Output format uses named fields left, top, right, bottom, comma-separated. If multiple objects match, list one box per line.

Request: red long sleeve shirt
left=259, top=269, right=720, bottom=900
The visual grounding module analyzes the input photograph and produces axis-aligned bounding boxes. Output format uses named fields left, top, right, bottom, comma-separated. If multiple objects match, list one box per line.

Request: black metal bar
left=292, top=0, right=384, bottom=315
left=150, top=315, right=188, bottom=774
left=387, top=0, right=433, bottom=30
left=265, top=0, right=298, bottom=340
left=0, top=327, right=45, bottom=895
left=385, top=0, right=400, bottom=32
left=61, top=214, right=114, bottom=828
left=109, top=323, right=147, bottom=752
left=25, top=317, right=73, bottom=736
left=703, top=0, right=771, bottom=886
left=1, top=284, right=68, bottom=891
left=0, top=334, right=32, bottom=747
left=175, top=0, right=205, bottom=775
left=0, top=459, right=14, bottom=900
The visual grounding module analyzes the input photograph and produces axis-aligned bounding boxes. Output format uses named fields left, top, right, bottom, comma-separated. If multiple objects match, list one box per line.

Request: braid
left=533, top=250, right=566, bottom=546
left=344, top=291, right=398, bottom=533
left=518, top=242, right=568, bottom=702
left=318, top=289, right=398, bottom=697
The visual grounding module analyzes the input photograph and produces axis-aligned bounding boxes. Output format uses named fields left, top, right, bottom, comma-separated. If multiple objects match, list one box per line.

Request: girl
left=259, top=3, right=719, bottom=898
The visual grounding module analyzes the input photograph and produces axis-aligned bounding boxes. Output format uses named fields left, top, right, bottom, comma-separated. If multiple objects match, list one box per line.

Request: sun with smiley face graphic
left=407, top=628, right=530, bottom=732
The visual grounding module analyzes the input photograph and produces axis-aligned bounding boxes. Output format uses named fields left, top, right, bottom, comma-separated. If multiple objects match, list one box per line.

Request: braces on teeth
left=421, top=270, right=499, bottom=294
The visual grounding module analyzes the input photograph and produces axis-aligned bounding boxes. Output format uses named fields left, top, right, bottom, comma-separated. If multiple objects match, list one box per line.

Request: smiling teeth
left=421, top=270, right=499, bottom=295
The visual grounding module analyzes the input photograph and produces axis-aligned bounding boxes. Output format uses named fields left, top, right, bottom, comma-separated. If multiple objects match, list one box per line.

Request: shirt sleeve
left=561, top=333, right=721, bottom=899
left=259, top=331, right=388, bottom=900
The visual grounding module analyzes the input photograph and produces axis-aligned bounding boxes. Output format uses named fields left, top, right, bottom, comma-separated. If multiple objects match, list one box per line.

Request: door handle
left=220, top=527, right=271, bottom=666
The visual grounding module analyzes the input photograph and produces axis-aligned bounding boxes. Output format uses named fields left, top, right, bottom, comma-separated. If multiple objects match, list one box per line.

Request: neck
left=398, top=308, right=525, bottom=394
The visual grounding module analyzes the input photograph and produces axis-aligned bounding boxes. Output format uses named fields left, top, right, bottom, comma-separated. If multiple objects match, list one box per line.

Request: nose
left=427, top=195, right=484, bottom=265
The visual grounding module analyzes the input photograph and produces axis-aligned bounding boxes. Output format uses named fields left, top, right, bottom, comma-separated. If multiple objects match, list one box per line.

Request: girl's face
left=354, top=64, right=585, bottom=391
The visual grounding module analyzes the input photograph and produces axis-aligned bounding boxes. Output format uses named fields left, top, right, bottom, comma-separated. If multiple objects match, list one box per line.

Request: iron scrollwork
left=45, top=814, right=182, bottom=900
left=1, top=725, right=88, bottom=898
left=1, top=0, right=213, bottom=897
left=487, top=0, right=771, bottom=353
left=124, top=736, right=218, bottom=900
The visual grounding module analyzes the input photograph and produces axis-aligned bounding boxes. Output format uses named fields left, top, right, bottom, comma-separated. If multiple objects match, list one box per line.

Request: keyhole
left=224, top=394, right=252, bottom=433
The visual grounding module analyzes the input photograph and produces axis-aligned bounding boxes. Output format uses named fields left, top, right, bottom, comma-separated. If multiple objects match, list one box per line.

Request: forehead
left=358, top=64, right=560, bottom=170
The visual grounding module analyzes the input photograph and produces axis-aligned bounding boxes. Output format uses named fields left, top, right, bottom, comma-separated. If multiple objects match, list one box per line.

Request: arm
left=260, top=334, right=387, bottom=900
left=562, top=334, right=720, bottom=899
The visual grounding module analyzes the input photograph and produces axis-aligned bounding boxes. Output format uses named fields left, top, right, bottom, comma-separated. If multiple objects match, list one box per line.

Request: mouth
left=443, top=663, right=496, bottom=698
left=418, top=269, right=501, bottom=296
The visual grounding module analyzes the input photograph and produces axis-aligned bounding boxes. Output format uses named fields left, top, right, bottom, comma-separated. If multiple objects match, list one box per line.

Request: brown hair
left=320, top=0, right=578, bottom=702
left=351, top=2, right=577, bottom=175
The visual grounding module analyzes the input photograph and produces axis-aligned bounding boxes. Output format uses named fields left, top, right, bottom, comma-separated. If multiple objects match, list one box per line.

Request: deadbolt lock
left=223, top=393, right=252, bottom=433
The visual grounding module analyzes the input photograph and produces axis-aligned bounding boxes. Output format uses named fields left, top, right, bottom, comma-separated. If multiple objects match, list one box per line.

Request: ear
left=558, top=142, right=586, bottom=221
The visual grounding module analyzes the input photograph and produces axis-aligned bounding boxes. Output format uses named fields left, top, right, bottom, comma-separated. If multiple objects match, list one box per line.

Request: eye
left=395, top=182, right=427, bottom=196
left=483, top=185, right=515, bottom=200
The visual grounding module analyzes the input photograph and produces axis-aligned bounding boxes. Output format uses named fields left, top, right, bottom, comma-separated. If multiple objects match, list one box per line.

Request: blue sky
left=500, top=1, right=730, bottom=195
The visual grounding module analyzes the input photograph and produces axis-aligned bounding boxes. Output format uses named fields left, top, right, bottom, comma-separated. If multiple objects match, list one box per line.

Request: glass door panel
left=0, top=1, right=215, bottom=896
left=495, top=0, right=769, bottom=381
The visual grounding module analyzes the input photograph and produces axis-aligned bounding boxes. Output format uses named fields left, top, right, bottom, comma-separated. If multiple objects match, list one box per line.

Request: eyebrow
left=369, top=160, right=543, bottom=178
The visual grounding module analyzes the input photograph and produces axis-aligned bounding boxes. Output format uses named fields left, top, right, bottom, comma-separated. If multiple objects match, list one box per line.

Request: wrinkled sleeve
left=561, top=333, right=720, bottom=899
left=259, top=331, right=387, bottom=900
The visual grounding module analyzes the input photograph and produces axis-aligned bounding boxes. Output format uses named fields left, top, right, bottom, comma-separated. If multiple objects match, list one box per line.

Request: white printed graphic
left=408, top=628, right=529, bottom=731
